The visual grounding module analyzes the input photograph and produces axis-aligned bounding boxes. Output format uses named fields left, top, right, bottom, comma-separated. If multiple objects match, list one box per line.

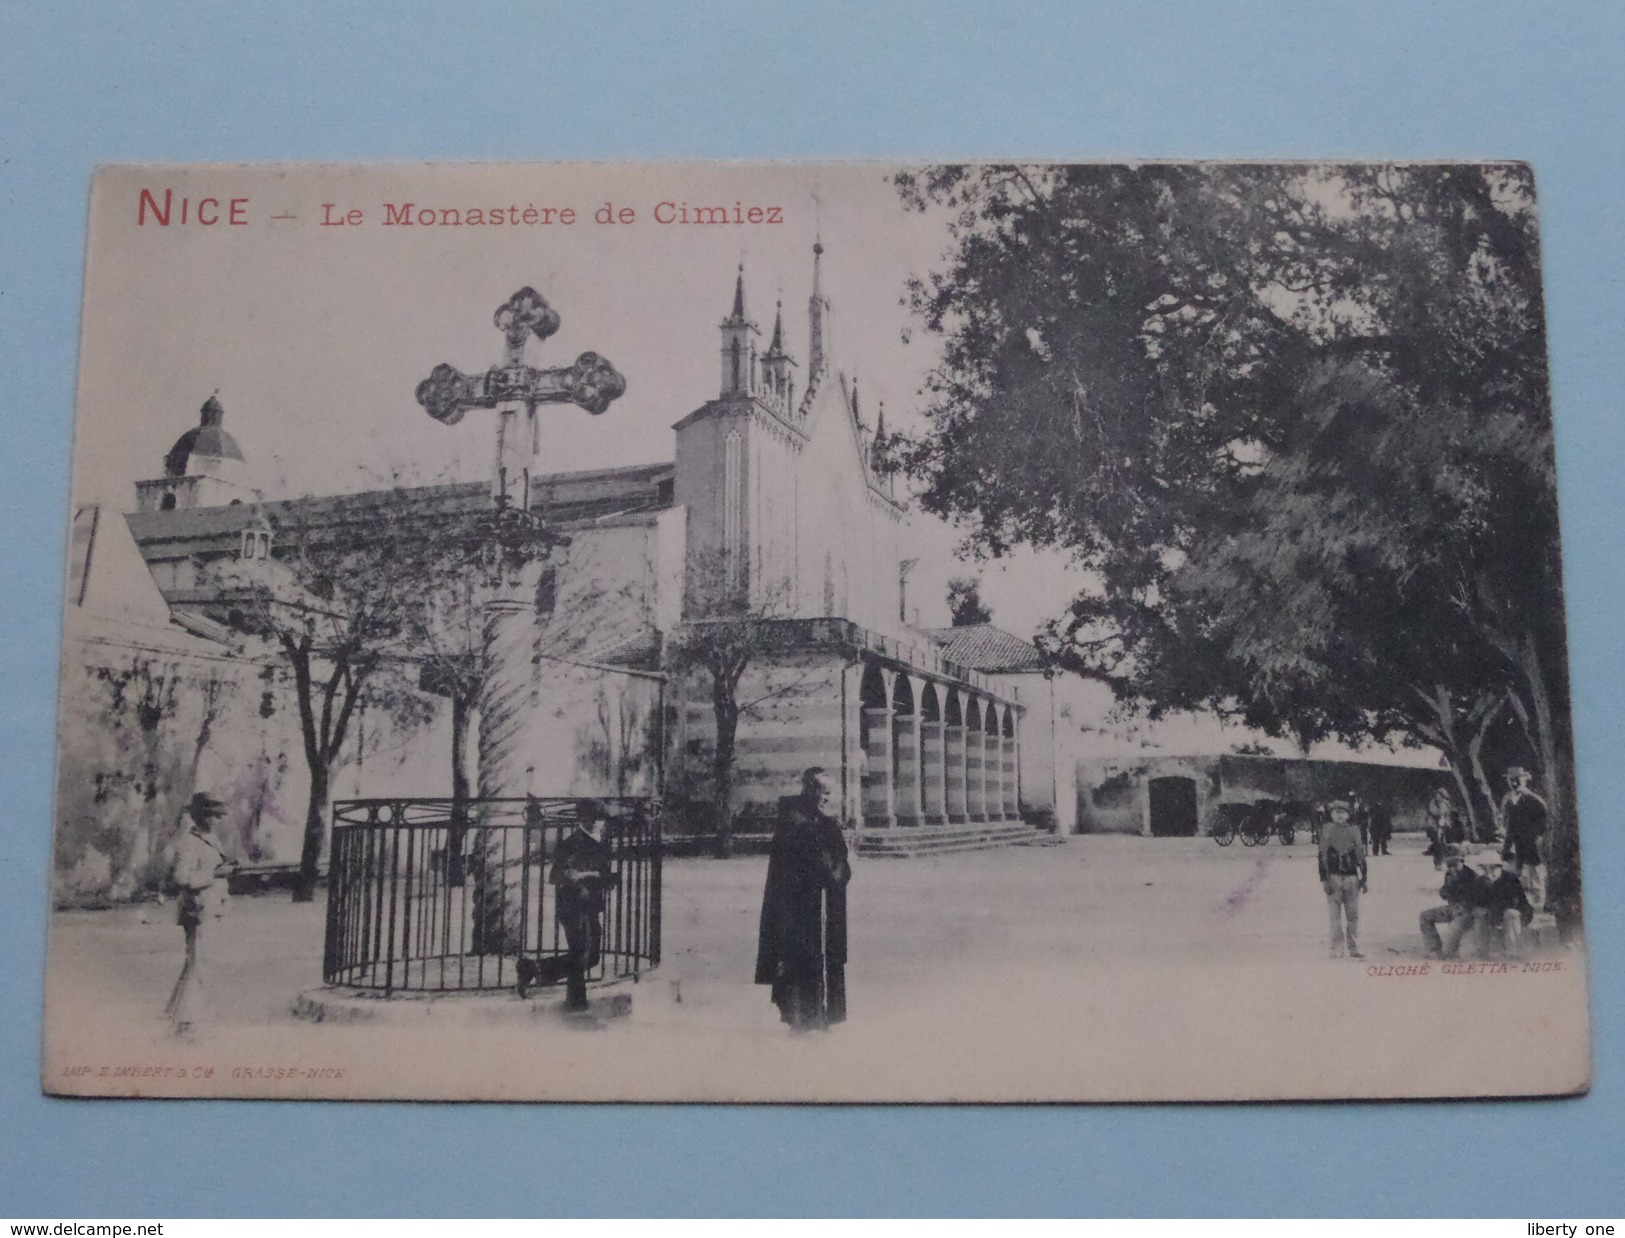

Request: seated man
left=1474, top=850, right=1535, bottom=959
left=1419, top=844, right=1481, bottom=959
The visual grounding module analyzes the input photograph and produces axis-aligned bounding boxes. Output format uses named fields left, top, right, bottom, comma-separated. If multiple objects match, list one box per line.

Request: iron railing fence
left=323, top=796, right=661, bottom=994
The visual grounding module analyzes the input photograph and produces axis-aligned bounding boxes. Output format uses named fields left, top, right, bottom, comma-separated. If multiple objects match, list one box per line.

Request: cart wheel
left=1278, top=826, right=1295, bottom=846
left=1213, top=826, right=1235, bottom=846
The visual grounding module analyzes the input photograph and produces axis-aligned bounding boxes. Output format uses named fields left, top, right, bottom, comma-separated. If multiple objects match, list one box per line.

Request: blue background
left=2, top=0, right=1621, bottom=1218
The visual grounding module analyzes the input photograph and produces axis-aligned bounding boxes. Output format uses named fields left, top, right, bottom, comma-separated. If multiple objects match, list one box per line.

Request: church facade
left=665, top=250, right=1049, bottom=847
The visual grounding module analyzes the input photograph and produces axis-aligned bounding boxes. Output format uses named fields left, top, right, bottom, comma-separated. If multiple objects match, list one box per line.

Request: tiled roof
left=919, top=624, right=1045, bottom=672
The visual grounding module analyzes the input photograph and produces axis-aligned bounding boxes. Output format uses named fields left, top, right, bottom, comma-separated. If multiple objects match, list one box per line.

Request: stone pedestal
left=471, top=585, right=537, bottom=956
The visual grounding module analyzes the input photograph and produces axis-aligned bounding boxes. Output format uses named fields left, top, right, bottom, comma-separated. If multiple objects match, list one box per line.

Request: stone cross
left=415, top=287, right=626, bottom=510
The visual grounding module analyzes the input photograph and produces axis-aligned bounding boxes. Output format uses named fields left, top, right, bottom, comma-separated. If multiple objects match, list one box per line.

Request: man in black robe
left=755, top=767, right=851, bottom=1030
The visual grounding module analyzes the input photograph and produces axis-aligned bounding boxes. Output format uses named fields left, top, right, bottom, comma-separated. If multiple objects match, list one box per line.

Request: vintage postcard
left=44, top=162, right=1589, bottom=1101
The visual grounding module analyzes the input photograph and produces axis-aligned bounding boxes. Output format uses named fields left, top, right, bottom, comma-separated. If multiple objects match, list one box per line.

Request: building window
left=239, top=527, right=272, bottom=561
left=723, top=430, right=743, bottom=590
left=534, top=567, right=557, bottom=620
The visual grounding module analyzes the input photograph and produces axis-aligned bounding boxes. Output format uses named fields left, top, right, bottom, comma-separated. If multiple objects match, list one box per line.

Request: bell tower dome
left=136, top=393, right=258, bottom=513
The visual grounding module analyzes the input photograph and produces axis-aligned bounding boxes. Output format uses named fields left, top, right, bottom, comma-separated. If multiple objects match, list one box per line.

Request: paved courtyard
left=43, top=833, right=1588, bottom=1102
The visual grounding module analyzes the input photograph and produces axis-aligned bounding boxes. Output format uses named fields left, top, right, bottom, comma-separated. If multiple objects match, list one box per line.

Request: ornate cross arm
left=416, top=352, right=627, bottom=424
left=494, top=286, right=560, bottom=352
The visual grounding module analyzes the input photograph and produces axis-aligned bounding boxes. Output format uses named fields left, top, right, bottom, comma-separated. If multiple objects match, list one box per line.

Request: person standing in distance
left=164, top=792, right=233, bottom=1037
left=1368, top=797, right=1394, bottom=857
left=1424, top=788, right=1464, bottom=870
left=1318, top=795, right=1368, bottom=959
left=755, top=767, right=851, bottom=1031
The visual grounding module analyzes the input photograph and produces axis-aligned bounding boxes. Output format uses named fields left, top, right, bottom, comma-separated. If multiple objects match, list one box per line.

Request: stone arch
left=920, top=682, right=941, bottom=723
left=859, top=665, right=889, bottom=710
left=891, top=675, right=915, bottom=715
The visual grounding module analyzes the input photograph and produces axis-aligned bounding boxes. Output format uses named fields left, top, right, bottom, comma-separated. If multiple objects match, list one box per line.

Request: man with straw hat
left=164, top=791, right=233, bottom=1037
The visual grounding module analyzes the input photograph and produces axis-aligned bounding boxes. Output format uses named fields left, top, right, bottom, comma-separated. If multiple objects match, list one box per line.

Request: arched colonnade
left=858, top=664, right=1020, bottom=828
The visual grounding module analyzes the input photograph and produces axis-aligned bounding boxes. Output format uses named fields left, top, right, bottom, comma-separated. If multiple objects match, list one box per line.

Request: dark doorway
left=1148, top=776, right=1199, bottom=837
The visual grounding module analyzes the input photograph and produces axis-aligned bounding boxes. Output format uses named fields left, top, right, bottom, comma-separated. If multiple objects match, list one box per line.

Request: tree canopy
left=895, top=163, right=1576, bottom=891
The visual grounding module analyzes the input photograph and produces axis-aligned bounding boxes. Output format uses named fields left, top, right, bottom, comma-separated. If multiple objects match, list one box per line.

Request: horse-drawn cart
left=1209, top=799, right=1313, bottom=847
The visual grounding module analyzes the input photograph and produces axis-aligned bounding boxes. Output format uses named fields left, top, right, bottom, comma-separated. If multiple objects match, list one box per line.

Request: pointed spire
left=851, top=374, right=861, bottom=422
left=769, top=300, right=784, bottom=352
left=875, top=400, right=885, bottom=440
left=719, top=264, right=759, bottom=397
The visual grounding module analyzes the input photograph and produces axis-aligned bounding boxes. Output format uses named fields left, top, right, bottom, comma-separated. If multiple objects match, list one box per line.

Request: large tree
left=896, top=162, right=1577, bottom=906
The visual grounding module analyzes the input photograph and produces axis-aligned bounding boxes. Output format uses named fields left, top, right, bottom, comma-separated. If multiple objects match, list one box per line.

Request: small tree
left=667, top=555, right=813, bottom=857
